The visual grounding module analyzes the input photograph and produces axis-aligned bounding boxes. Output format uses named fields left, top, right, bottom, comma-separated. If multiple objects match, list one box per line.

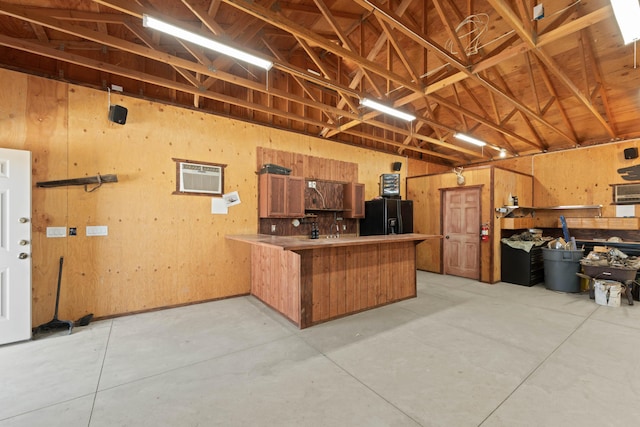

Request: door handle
left=445, top=235, right=450, bottom=239
left=19, top=240, right=29, bottom=246
left=19, top=217, right=29, bottom=223
left=18, top=252, right=29, bottom=259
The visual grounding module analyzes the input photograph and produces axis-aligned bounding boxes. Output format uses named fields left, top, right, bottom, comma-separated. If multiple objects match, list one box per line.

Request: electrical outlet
left=271, top=224, right=276, bottom=232
left=46, top=227, right=66, bottom=238
left=308, top=181, right=316, bottom=188
left=86, top=225, right=108, bottom=236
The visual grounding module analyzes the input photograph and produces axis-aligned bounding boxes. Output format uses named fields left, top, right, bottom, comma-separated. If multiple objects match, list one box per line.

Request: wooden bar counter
left=226, top=233, right=438, bottom=328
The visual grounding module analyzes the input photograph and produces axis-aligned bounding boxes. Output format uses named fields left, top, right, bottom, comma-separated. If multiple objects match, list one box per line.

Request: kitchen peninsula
left=227, top=233, right=439, bottom=328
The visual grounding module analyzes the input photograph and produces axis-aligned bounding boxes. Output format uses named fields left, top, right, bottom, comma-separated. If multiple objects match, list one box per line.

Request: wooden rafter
left=486, top=0, right=615, bottom=138
left=0, top=0, right=634, bottom=165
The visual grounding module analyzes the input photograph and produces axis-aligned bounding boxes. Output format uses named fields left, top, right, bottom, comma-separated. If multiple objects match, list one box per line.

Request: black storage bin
left=501, top=243, right=545, bottom=286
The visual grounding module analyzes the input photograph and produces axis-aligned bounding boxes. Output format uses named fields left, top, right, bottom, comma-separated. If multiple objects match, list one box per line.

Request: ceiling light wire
left=445, top=13, right=489, bottom=56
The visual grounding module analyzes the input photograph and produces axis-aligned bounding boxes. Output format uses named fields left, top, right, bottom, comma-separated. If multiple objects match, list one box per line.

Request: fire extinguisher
left=481, top=222, right=490, bottom=241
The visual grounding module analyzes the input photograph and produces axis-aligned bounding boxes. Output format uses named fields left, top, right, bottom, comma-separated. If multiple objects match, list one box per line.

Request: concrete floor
left=2, top=271, right=640, bottom=426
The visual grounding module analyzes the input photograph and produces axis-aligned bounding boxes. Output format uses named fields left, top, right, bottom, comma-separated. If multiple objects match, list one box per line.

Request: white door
left=0, top=148, right=32, bottom=345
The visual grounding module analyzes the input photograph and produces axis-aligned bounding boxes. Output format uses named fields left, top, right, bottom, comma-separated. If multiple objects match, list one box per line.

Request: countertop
left=226, top=233, right=441, bottom=251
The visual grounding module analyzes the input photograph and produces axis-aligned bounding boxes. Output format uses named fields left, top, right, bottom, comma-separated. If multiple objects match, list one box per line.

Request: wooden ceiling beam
left=486, top=0, right=615, bottom=139
left=0, top=1, right=373, bottom=120
left=342, top=129, right=474, bottom=163
left=277, top=2, right=363, bottom=21
left=311, top=0, right=381, bottom=111
left=580, top=25, right=616, bottom=136
left=487, top=68, right=546, bottom=151
left=524, top=52, right=541, bottom=115
left=531, top=54, right=578, bottom=142
left=432, top=0, right=468, bottom=65
left=0, top=33, right=338, bottom=131
left=377, top=19, right=421, bottom=84
left=322, top=0, right=414, bottom=138
left=292, top=35, right=359, bottom=114
left=180, top=0, right=225, bottom=35
left=124, top=21, right=201, bottom=87
left=353, top=0, right=576, bottom=146
left=220, top=0, right=423, bottom=94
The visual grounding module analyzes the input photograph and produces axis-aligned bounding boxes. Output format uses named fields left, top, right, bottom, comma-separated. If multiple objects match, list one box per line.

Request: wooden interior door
left=442, top=187, right=481, bottom=280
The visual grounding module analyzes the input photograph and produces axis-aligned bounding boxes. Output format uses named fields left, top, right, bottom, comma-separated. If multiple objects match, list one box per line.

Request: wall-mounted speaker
left=392, top=161, right=402, bottom=171
left=624, top=147, right=638, bottom=160
left=108, top=104, right=128, bottom=125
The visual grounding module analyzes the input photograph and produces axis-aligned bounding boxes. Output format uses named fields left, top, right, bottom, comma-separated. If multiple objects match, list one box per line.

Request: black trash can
left=542, top=248, right=584, bottom=292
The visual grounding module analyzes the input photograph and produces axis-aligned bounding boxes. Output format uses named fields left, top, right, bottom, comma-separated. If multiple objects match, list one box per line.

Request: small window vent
left=613, top=183, right=640, bottom=204
left=179, top=162, right=222, bottom=195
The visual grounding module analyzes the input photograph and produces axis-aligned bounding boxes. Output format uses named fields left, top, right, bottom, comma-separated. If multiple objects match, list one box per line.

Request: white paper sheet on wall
left=616, top=205, right=635, bottom=217
left=223, top=191, right=241, bottom=207
left=212, top=198, right=228, bottom=214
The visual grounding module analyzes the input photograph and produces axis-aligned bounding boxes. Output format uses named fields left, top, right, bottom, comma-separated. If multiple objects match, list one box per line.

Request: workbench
left=226, top=233, right=439, bottom=328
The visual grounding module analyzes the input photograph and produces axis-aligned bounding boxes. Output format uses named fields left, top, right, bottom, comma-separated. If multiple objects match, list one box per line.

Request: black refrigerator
left=359, top=199, right=413, bottom=235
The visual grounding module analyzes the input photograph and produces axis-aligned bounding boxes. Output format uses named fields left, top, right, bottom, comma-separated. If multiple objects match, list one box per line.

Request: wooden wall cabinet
left=259, top=174, right=305, bottom=218
left=343, top=182, right=365, bottom=218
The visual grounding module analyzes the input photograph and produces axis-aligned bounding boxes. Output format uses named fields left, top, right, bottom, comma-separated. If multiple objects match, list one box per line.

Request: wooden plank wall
left=490, top=141, right=640, bottom=225
left=257, top=147, right=358, bottom=183
left=250, top=245, right=301, bottom=326
left=0, top=68, right=409, bottom=326
left=303, top=242, right=416, bottom=327
left=407, top=166, right=533, bottom=283
left=492, top=168, right=534, bottom=280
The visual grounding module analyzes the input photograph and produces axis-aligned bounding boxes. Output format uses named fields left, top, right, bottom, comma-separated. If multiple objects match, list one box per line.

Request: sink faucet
left=328, top=213, right=340, bottom=238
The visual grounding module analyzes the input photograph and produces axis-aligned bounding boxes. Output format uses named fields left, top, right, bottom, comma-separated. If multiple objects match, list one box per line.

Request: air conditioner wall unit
left=179, top=162, right=222, bottom=195
left=613, top=183, right=640, bottom=204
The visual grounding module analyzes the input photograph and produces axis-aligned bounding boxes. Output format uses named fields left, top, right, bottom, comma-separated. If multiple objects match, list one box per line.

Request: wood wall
left=488, top=141, right=640, bottom=225
left=407, top=166, right=533, bottom=283
left=0, top=68, right=408, bottom=326
left=5, top=66, right=640, bottom=323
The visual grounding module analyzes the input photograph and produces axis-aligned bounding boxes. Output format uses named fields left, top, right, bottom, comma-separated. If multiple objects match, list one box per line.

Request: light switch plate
left=46, top=227, right=67, bottom=238
left=86, top=225, right=108, bottom=236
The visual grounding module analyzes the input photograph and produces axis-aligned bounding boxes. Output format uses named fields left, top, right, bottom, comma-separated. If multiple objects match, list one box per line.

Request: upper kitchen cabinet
left=259, top=174, right=305, bottom=218
left=343, top=182, right=365, bottom=218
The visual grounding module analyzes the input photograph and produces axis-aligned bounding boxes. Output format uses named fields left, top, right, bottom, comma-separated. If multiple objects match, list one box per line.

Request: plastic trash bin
left=542, top=248, right=584, bottom=292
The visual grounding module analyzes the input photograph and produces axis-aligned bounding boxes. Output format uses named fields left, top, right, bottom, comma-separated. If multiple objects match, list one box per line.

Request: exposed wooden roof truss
left=0, top=0, right=638, bottom=165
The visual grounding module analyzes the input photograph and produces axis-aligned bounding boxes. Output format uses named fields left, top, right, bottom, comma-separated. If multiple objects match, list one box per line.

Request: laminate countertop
left=226, top=233, right=441, bottom=251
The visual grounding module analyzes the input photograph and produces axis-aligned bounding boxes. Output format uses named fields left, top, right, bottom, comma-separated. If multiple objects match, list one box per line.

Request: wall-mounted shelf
left=559, top=217, right=640, bottom=230
left=36, top=174, right=118, bottom=192
left=496, top=205, right=602, bottom=218
left=305, top=208, right=346, bottom=212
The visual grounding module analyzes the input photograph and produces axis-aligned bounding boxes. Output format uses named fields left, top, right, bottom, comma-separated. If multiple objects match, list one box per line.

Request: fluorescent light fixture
left=142, top=15, right=273, bottom=70
left=360, top=98, right=416, bottom=121
left=454, top=133, right=486, bottom=147
left=610, top=0, right=640, bottom=44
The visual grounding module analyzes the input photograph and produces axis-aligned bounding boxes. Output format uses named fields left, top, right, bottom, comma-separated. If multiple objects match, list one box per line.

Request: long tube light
left=610, top=0, right=640, bottom=45
left=454, top=133, right=486, bottom=147
left=361, top=98, right=416, bottom=121
left=142, top=15, right=273, bottom=70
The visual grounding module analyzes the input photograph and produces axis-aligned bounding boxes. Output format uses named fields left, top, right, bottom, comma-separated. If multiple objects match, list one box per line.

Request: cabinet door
left=259, top=174, right=287, bottom=218
left=286, top=176, right=305, bottom=217
left=343, top=183, right=365, bottom=218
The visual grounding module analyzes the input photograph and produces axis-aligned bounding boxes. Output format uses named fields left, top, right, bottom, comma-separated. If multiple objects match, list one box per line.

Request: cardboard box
left=594, top=280, right=622, bottom=307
